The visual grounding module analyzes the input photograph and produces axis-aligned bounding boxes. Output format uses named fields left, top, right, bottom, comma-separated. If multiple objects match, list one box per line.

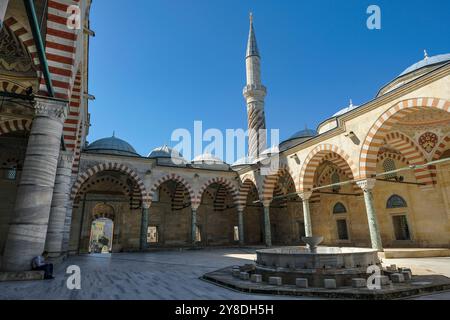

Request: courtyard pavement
left=0, top=248, right=449, bottom=300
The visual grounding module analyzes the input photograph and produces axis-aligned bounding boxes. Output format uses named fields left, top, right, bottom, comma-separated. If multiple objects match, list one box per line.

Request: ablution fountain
left=254, top=236, right=381, bottom=287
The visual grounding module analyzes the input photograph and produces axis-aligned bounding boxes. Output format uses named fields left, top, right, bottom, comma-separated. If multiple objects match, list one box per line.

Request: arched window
left=333, top=202, right=347, bottom=214
left=386, top=195, right=407, bottom=209
left=383, top=158, right=397, bottom=180
left=331, top=171, right=341, bottom=193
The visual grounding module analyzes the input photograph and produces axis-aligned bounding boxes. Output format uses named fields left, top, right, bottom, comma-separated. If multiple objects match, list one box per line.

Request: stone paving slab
left=202, top=266, right=450, bottom=300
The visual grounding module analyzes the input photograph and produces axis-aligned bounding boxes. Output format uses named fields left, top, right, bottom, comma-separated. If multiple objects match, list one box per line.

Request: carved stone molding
left=299, top=191, right=313, bottom=201
left=356, top=178, right=376, bottom=191
left=34, top=98, right=68, bottom=122
left=58, top=151, right=75, bottom=169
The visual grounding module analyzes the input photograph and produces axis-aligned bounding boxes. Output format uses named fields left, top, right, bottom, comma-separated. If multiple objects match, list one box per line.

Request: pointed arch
left=359, top=97, right=450, bottom=179
left=299, top=144, right=358, bottom=192
left=0, top=119, right=32, bottom=136
left=196, top=177, right=238, bottom=208
left=149, top=173, right=196, bottom=206
left=384, top=131, right=435, bottom=185
left=237, top=175, right=260, bottom=210
left=3, top=17, right=40, bottom=71
left=432, top=135, right=450, bottom=160
left=71, top=162, right=149, bottom=204
left=262, top=164, right=298, bottom=203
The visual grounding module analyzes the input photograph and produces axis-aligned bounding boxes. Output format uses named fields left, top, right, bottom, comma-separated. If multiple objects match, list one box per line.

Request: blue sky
left=88, top=0, right=450, bottom=160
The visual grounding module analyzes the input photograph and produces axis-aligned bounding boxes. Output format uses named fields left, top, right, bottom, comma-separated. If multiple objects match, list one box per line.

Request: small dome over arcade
left=231, top=156, right=256, bottom=169
left=332, top=100, right=359, bottom=117
left=280, top=127, right=317, bottom=151
left=85, top=134, right=140, bottom=157
left=148, top=145, right=187, bottom=164
left=191, top=153, right=230, bottom=170
left=192, top=153, right=225, bottom=164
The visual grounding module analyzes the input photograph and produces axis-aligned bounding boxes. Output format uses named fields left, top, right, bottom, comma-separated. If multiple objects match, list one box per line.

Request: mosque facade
left=0, top=1, right=449, bottom=272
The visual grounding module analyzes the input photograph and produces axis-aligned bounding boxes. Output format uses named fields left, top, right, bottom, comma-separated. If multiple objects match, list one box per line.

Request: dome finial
left=424, top=49, right=429, bottom=60
left=112, top=131, right=115, bottom=137
left=249, top=12, right=253, bottom=24
left=349, top=99, right=353, bottom=107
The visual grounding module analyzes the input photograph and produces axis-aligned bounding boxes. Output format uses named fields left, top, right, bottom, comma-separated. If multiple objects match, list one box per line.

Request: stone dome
left=148, top=145, right=187, bottom=163
left=192, top=153, right=225, bottom=164
left=399, top=53, right=450, bottom=77
left=231, top=156, right=256, bottom=168
left=332, top=100, right=359, bottom=117
left=85, top=135, right=139, bottom=156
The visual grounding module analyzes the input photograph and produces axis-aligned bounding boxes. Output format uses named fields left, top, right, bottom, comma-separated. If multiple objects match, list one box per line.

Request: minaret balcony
left=243, top=84, right=267, bottom=99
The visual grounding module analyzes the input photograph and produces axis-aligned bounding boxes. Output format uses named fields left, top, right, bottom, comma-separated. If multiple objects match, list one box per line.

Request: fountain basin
left=255, top=246, right=381, bottom=287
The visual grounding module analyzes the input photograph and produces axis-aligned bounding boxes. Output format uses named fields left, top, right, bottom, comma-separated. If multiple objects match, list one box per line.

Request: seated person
left=31, top=251, right=54, bottom=280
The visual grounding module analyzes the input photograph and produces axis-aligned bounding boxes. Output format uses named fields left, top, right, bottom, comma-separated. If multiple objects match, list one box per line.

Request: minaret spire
left=243, top=13, right=267, bottom=159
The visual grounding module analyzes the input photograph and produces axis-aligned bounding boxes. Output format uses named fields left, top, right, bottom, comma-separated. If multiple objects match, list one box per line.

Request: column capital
left=356, top=178, right=376, bottom=191
left=34, top=98, right=68, bottom=123
left=262, top=200, right=271, bottom=208
left=58, top=151, right=75, bottom=169
left=236, top=205, right=245, bottom=213
left=299, top=191, right=313, bottom=201
left=142, top=201, right=151, bottom=209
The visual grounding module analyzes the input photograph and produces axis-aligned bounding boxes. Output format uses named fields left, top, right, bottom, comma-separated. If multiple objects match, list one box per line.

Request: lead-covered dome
left=148, top=145, right=187, bottom=164
left=280, top=128, right=317, bottom=151
left=378, top=52, right=450, bottom=97
left=399, top=53, right=450, bottom=77
left=85, top=135, right=139, bottom=156
left=192, top=153, right=225, bottom=164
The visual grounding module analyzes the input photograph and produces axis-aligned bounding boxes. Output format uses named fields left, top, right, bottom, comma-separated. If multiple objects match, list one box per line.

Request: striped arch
left=385, top=132, right=435, bottom=185
left=236, top=177, right=260, bottom=210
left=299, top=144, right=358, bottom=192
left=71, top=120, right=85, bottom=174
left=0, top=79, right=35, bottom=95
left=149, top=173, right=196, bottom=206
left=3, top=17, right=40, bottom=70
left=63, top=70, right=82, bottom=150
left=360, top=97, right=450, bottom=179
left=77, top=176, right=132, bottom=197
left=433, top=135, right=450, bottom=160
left=0, top=119, right=32, bottom=136
left=377, top=151, right=408, bottom=165
left=196, top=177, right=238, bottom=208
left=70, top=162, right=149, bottom=204
left=39, top=0, right=79, bottom=99
left=262, top=164, right=298, bottom=203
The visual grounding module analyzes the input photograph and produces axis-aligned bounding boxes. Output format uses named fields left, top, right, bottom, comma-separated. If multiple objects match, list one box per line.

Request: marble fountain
left=255, top=236, right=381, bottom=287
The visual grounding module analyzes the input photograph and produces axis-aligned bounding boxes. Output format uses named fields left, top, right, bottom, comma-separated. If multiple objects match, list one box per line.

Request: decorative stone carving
left=356, top=178, right=376, bottom=191
left=58, top=151, right=75, bottom=168
left=0, top=26, right=33, bottom=73
left=34, top=100, right=68, bottom=122
left=418, top=132, right=438, bottom=153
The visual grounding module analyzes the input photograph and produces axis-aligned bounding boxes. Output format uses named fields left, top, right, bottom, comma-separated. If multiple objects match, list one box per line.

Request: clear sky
left=88, top=0, right=450, bottom=160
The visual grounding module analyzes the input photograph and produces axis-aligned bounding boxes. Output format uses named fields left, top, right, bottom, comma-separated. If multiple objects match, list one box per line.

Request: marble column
left=191, top=207, right=198, bottom=244
left=140, top=203, right=150, bottom=250
left=300, top=192, right=313, bottom=237
left=0, top=1, right=9, bottom=29
left=45, top=151, right=74, bottom=258
left=263, top=201, right=272, bottom=247
left=2, top=98, right=67, bottom=271
left=357, top=179, right=383, bottom=251
left=61, top=201, right=74, bottom=256
left=237, top=207, right=245, bottom=245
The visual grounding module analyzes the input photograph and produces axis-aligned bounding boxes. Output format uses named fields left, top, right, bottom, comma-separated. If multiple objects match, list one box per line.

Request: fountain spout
left=302, top=236, right=324, bottom=253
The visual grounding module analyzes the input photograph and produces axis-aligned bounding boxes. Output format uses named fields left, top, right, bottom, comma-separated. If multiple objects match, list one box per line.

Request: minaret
left=243, top=13, right=267, bottom=159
